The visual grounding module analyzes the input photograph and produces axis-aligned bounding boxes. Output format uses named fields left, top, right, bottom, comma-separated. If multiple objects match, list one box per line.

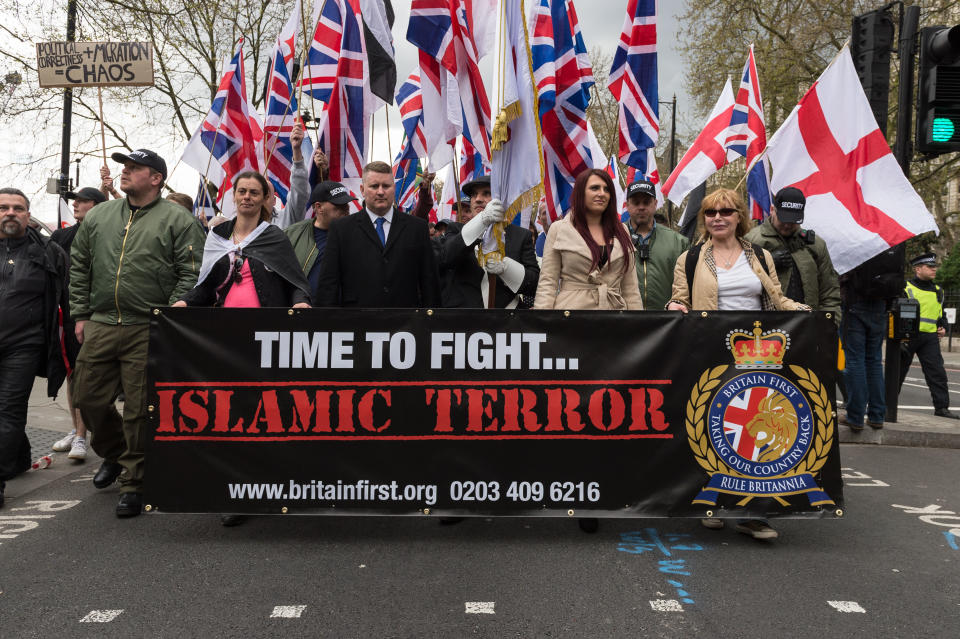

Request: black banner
left=144, top=308, right=844, bottom=518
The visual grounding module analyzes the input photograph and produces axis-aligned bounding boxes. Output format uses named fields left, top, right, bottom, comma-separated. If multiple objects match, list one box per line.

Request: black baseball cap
left=461, top=175, right=491, bottom=198
left=626, top=180, right=656, bottom=200
left=459, top=195, right=471, bottom=206
left=774, top=187, right=806, bottom=224
left=111, top=149, right=168, bottom=180
left=64, top=186, right=106, bottom=204
left=309, top=181, right=358, bottom=206
left=910, top=252, right=937, bottom=267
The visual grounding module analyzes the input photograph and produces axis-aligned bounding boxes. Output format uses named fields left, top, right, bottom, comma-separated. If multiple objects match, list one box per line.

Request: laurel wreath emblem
left=686, top=364, right=834, bottom=479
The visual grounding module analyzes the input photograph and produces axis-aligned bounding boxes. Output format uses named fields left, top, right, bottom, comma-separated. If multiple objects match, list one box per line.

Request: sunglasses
left=232, top=255, right=246, bottom=284
left=704, top=208, right=738, bottom=218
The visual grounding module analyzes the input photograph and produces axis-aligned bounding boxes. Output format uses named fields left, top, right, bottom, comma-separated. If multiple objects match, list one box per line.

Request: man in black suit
left=439, top=176, right=540, bottom=308
left=315, top=161, right=441, bottom=308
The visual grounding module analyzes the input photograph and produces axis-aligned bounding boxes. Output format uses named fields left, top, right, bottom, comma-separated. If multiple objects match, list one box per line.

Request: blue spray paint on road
left=618, top=528, right=704, bottom=605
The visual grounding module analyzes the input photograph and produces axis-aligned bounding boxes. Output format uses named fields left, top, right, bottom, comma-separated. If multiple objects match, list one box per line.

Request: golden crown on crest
left=726, top=321, right=790, bottom=369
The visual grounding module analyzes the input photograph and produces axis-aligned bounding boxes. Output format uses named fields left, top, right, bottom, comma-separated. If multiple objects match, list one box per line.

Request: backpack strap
left=684, top=242, right=703, bottom=299
left=751, top=242, right=770, bottom=276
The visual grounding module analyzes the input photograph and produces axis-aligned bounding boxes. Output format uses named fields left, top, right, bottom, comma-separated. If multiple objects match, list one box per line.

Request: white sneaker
left=68, top=437, right=87, bottom=461
left=52, top=430, right=76, bottom=452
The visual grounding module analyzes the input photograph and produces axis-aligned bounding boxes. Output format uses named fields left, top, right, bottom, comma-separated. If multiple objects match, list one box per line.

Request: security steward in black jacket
left=0, top=188, right=68, bottom=508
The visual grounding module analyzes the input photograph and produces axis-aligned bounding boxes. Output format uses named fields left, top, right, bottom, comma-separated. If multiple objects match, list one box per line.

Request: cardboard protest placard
left=36, top=41, right=154, bottom=88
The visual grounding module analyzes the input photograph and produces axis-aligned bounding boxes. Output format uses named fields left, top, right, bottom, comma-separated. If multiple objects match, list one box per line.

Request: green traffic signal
left=931, top=117, right=956, bottom=142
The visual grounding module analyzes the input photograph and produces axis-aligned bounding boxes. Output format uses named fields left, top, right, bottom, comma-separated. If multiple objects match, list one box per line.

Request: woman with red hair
left=534, top=169, right=642, bottom=310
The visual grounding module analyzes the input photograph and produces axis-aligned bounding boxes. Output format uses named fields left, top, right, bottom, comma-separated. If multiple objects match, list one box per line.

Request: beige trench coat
left=668, top=237, right=808, bottom=311
left=534, top=217, right=644, bottom=310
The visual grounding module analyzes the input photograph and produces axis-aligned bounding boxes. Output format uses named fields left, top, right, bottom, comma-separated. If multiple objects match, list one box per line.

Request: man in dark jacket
left=49, top=186, right=107, bottom=462
left=744, top=187, right=840, bottom=324
left=623, top=180, right=689, bottom=310
left=439, top=176, right=539, bottom=308
left=285, top=181, right=355, bottom=303
left=0, top=188, right=68, bottom=508
left=70, top=149, right=205, bottom=518
left=315, top=161, right=440, bottom=308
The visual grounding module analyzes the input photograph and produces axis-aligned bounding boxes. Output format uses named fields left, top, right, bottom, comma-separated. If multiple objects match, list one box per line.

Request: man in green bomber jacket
left=624, top=180, right=690, bottom=311
left=744, top=187, right=841, bottom=325
left=70, top=148, right=206, bottom=518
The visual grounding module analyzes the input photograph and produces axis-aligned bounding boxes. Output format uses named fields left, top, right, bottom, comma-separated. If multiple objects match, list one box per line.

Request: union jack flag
left=278, top=0, right=300, bottom=78
left=727, top=45, right=772, bottom=220
left=625, top=148, right=664, bottom=208
left=407, top=0, right=492, bottom=168
left=459, top=132, right=486, bottom=186
left=180, top=40, right=263, bottom=201
left=311, top=0, right=368, bottom=183
left=264, top=43, right=299, bottom=204
left=531, top=0, right=595, bottom=221
left=393, top=147, right=422, bottom=212
left=299, top=0, right=342, bottom=103
left=607, top=0, right=658, bottom=168
left=395, top=68, right=428, bottom=162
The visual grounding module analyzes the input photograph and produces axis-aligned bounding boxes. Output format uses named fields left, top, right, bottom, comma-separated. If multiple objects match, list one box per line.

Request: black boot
left=93, top=462, right=123, bottom=489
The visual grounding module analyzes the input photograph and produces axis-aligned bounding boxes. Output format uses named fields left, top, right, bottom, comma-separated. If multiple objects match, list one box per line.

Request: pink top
left=222, top=258, right=261, bottom=308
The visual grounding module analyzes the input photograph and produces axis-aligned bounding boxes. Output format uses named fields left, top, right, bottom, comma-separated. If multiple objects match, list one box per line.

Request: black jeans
left=0, top=344, right=42, bottom=481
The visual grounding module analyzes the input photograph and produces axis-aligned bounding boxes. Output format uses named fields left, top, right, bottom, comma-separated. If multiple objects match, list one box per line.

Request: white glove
left=479, top=199, right=505, bottom=227
left=484, top=258, right=507, bottom=275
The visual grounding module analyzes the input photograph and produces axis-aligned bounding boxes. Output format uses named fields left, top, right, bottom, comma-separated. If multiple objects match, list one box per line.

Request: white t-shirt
left=717, top=252, right=762, bottom=310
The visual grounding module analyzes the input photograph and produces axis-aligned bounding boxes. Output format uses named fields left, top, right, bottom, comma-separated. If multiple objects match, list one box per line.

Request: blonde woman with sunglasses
left=666, top=188, right=808, bottom=313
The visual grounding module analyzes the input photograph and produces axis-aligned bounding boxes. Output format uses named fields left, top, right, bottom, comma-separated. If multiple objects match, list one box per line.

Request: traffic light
left=852, top=9, right=895, bottom=134
left=916, top=25, right=960, bottom=155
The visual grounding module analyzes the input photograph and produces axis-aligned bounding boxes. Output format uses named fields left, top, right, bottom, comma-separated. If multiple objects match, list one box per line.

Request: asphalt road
left=1, top=445, right=957, bottom=638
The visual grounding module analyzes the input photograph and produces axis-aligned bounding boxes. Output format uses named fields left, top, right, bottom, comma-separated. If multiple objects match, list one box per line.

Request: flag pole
left=97, top=87, right=107, bottom=166
left=385, top=107, right=393, bottom=161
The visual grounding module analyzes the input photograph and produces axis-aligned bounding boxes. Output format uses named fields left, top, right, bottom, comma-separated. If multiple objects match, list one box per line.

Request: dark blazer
left=315, top=208, right=441, bottom=308
left=439, top=221, right=540, bottom=308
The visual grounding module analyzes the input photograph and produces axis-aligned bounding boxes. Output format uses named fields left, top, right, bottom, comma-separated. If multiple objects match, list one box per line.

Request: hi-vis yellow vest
left=904, top=282, right=943, bottom=333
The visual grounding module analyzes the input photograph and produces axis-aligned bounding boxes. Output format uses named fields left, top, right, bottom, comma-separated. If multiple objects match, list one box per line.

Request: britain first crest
left=687, top=321, right=835, bottom=507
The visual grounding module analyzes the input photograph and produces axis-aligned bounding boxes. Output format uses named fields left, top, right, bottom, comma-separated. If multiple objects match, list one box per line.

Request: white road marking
left=80, top=610, right=124, bottom=623
left=827, top=601, right=866, bottom=613
left=465, top=602, right=495, bottom=614
left=649, top=599, right=684, bottom=612
left=270, top=605, right=307, bottom=618
left=901, top=381, right=960, bottom=395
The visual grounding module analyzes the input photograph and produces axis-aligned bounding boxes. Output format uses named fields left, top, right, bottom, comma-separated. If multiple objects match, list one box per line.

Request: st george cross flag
left=727, top=45, right=772, bottom=220
left=607, top=0, right=658, bottom=169
left=662, top=78, right=736, bottom=209
left=395, top=68, right=429, bottom=162
left=767, top=48, right=938, bottom=274
left=264, top=38, right=300, bottom=204
left=531, top=0, right=596, bottom=221
left=490, top=0, right=543, bottom=225
left=438, top=161, right=459, bottom=222
left=180, top=40, right=263, bottom=203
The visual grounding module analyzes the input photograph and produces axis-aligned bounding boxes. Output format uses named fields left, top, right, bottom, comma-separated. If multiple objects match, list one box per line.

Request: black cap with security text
left=773, top=187, right=806, bottom=224
left=309, top=181, right=358, bottom=206
left=626, top=179, right=657, bottom=200
left=111, top=149, right=168, bottom=180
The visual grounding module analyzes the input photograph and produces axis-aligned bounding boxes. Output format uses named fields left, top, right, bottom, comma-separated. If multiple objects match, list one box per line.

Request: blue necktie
left=374, top=217, right=386, bottom=246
